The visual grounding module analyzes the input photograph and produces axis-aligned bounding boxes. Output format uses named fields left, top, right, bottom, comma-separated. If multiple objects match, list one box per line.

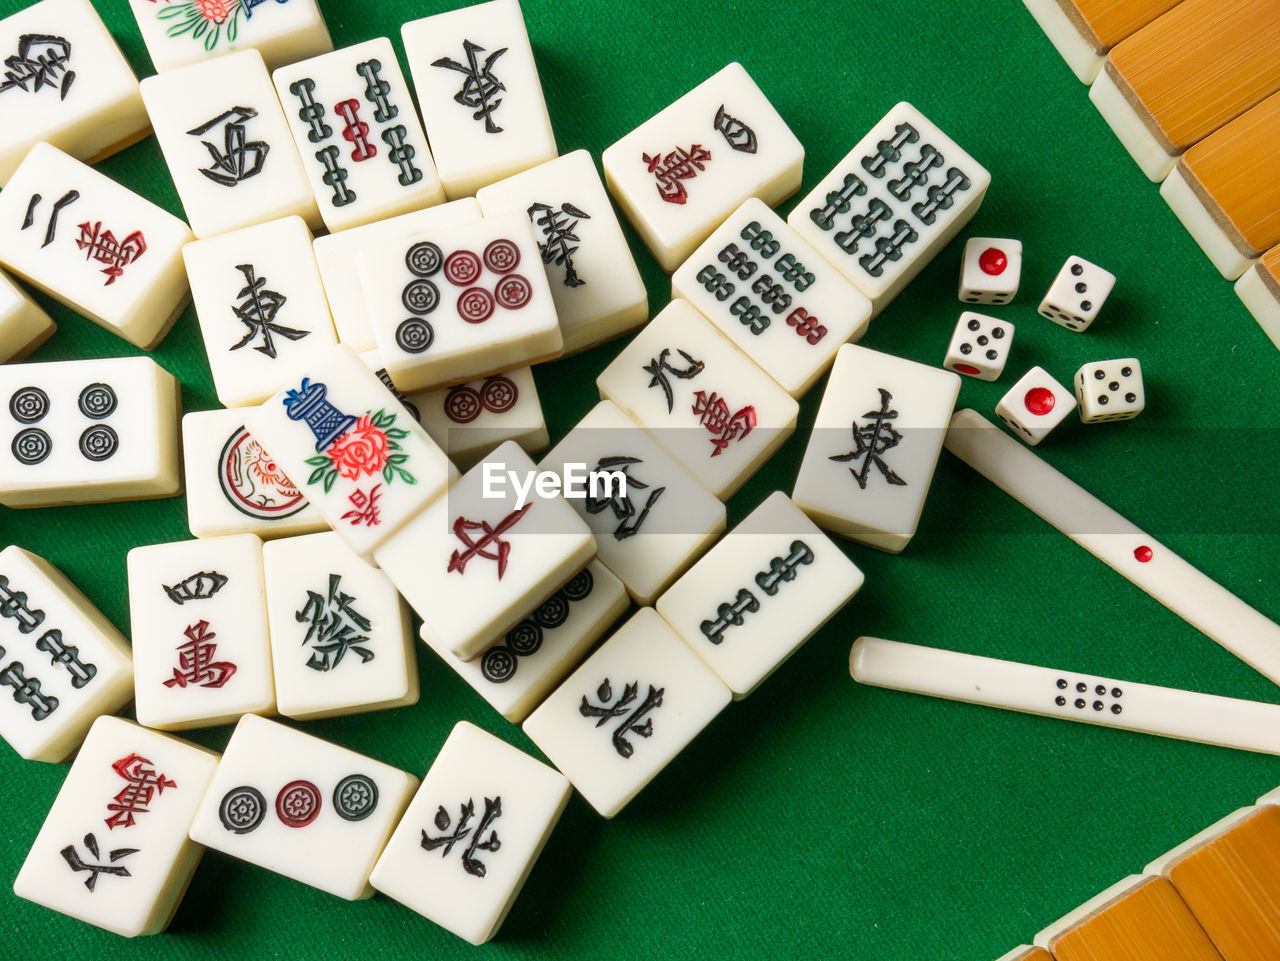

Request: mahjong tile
left=476, top=150, right=648, bottom=353
left=595, top=298, right=798, bottom=499
left=128, top=0, right=331, bottom=74
left=415, top=366, right=548, bottom=470
left=0, top=269, right=55, bottom=363
left=273, top=37, right=445, bottom=232
left=0, top=143, right=194, bottom=349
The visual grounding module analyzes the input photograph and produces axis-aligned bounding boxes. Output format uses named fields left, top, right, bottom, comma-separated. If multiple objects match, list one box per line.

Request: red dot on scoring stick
left=979, top=247, right=1007, bottom=275
left=1134, top=545, right=1153, bottom=563
left=1024, top=387, right=1055, bottom=416
left=954, top=363, right=980, bottom=376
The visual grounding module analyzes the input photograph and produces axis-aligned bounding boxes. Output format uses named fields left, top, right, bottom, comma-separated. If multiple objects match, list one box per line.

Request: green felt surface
left=2, top=0, right=1280, bottom=957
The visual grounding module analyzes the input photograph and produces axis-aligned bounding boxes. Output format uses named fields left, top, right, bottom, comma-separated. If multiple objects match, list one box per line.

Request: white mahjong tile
left=127, top=533, right=275, bottom=731
left=0, top=269, right=55, bottom=363
left=13, top=716, right=219, bottom=937
left=359, top=211, right=562, bottom=392
left=316, top=197, right=482, bottom=351
left=476, top=150, right=648, bottom=353
left=656, top=491, right=864, bottom=698
left=245, top=344, right=456, bottom=560
left=415, top=366, right=548, bottom=470
left=601, top=62, right=804, bottom=272
left=188, top=713, right=416, bottom=898
left=0, top=143, right=194, bottom=349
left=0, top=356, right=181, bottom=509
left=539, top=400, right=725, bottom=604
left=789, top=102, right=990, bottom=315
left=140, top=49, right=320, bottom=239
left=0, top=546, right=132, bottom=762
left=0, top=0, right=148, bottom=186
left=422, top=560, right=629, bottom=723
left=128, top=0, right=331, bottom=74
left=595, top=298, right=798, bottom=499
left=369, top=721, right=570, bottom=944
left=792, top=344, right=960, bottom=553
left=401, top=0, right=556, bottom=199
left=263, top=531, right=417, bottom=720
left=523, top=607, right=731, bottom=818
left=181, top=407, right=326, bottom=540
left=373, top=441, right=596, bottom=661
left=672, top=197, right=872, bottom=396
left=183, top=216, right=338, bottom=408
left=272, top=37, right=445, bottom=232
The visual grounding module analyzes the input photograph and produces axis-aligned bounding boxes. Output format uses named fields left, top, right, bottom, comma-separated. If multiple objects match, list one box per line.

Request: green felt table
left=3, top=0, right=1280, bottom=957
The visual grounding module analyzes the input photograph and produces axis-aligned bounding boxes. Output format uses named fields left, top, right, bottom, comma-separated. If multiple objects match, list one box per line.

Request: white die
left=657, top=491, right=864, bottom=698
left=272, top=37, right=445, bottom=232
left=476, top=149, right=648, bottom=354
left=13, top=716, right=219, bottom=937
left=995, top=366, right=1078, bottom=445
left=0, top=0, right=148, bottom=185
left=0, top=270, right=55, bottom=363
left=596, top=299, right=799, bottom=500
left=523, top=607, right=732, bottom=818
left=245, top=344, right=456, bottom=560
left=412, top=365, right=549, bottom=470
left=1074, top=358, right=1145, bottom=423
left=538, top=400, right=726, bottom=604
left=127, top=533, right=275, bottom=731
left=789, top=102, right=991, bottom=315
left=0, top=356, right=181, bottom=509
left=0, top=546, right=133, bottom=762
left=402, top=0, right=555, bottom=199
left=140, top=49, right=321, bottom=239
left=421, top=560, right=629, bottom=723
left=315, top=197, right=481, bottom=351
left=184, top=216, right=338, bottom=408
left=372, top=441, right=596, bottom=661
left=369, top=721, right=571, bottom=944
left=181, top=407, right=326, bottom=540
left=128, top=0, right=331, bottom=74
left=943, top=311, right=1014, bottom=381
left=359, top=211, right=562, bottom=392
left=187, top=713, right=418, bottom=899
left=0, top=143, right=194, bottom=349
left=959, top=237, right=1021, bottom=304
left=1038, top=255, right=1115, bottom=331
left=792, top=344, right=960, bottom=553
left=673, top=197, right=873, bottom=397
left=263, top=530, right=417, bottom=720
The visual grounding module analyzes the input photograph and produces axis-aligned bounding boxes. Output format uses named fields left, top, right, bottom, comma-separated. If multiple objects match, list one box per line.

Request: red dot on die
left=1134, top=545, right=1153, bottom=563
left=953, top=363, right=981, bottom=376
left=1024, top=387, right=1055, bottom=416
left=979, top=247, right=1007, bottom=276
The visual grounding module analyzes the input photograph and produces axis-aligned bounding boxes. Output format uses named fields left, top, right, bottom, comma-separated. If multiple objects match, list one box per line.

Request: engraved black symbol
left=219, top=786, right=266, bottom=834
left=579, top=678, right=663, bottom=758
left=21, top=189, right=79, bottom=247
left=288, top=78, right=331, bottom=143
left=163, top=571, right=228, bottom=605
left=701, top=588, right=759, bottom=644
left=1054, top=677, right=1123, bottom=716
left=9, top=387, right=48, bottom=423
left=755, top=540, right=814, bottom=595
left=61, top=833, right=136, bottom=891
left=356, top=59, right=397, bottom=122
left=584, top=456, right=664, bottom=540
left=230, top=264, right=308, bottom=359
left=887, top=144, right=941, bottom=201
left=0, top=575, right=44, bottom=632
left=315, top=144, right=355, bottom=207
left=432, top=39, right=507, bottom=133
left=830, top=388, right=906, bottom=490
left=77, top=384, right=116, bottom=419
left=642, top=347, right=704, bottom=413
left=421, top=796, right=502, bottom=877
left=479, top=569, right=594, bottom=684
left=810, top=173, right=867, bottom=231
left=333, top=774, right=379, bottom=821
left=713, top=104, right=756, bottom=153
left=0, top=660, right=57, bottom=719
left=861, top=122, right=918, bottom=178
left=833, top=197, right=891, bottom=255
left=395, top=319, right=434, bottom=354
left=407, top=241, right=443, bottom=277
left=35, top=630, right=96, bottom=688
left=528, top=201, right=590, bottom=287
left=187, top=107, right=270, bottom=187
left=372, top=366, right=421, bottom=422
left=12, top=427, right=51, bottom=464
left=296, top=573, right=373, bottom=671
left=78, top=424, right=118, bottom=461
left=402, top=279, right=439, bottom=314
left=912, top=168, right=970, bottom=224
left=1, top=34, right=74, bottom=99
left=382, top=126, right=422, bottom=186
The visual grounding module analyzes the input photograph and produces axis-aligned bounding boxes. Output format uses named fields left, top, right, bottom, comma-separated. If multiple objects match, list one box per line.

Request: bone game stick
left=944, top=409, right=1280, bottom=687
left=850, top=637, right=1280, bottom=755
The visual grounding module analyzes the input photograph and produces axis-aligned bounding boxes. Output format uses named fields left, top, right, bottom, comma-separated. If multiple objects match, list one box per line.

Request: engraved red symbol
left=483, top=238, right=520, bottom=273
left=219, top=427, right=307, bottom=520
left=163, top=620, right=237, bottom=689
left=481, top=375, right=517, bottom=413
left=105, top=754, right=177, bottom=829
left=335, top=98, right=376, bottom=161
left=978, top=247, right=1007, bottom=275
left=75, top=221, right=146, bottom=286
left=444, top=375, right=519, bottom=423
left=1023, top=387, right=1055, bottom=416
left=692, top=390, right=757, bottom=456
left=276, top=780, right=322, bottom=828
left=340, top=484, right=382, bottom=527
left=643, top=144, right=711, bottom=204
left=457, top=287, right=495, bottom=323
left=447, top=504, right=533, bottom=578
left=494, top=274, right=531, bottom=309
left=444, top=250, right=482, bottom=286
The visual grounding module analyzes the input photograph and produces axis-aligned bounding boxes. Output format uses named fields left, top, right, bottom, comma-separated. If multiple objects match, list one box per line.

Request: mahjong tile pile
left=1, top=0, right=1279, bottom=958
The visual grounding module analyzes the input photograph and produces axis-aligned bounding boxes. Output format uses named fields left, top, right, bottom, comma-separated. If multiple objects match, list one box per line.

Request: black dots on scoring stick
left=1054, top=677, right=1123, bottom=714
